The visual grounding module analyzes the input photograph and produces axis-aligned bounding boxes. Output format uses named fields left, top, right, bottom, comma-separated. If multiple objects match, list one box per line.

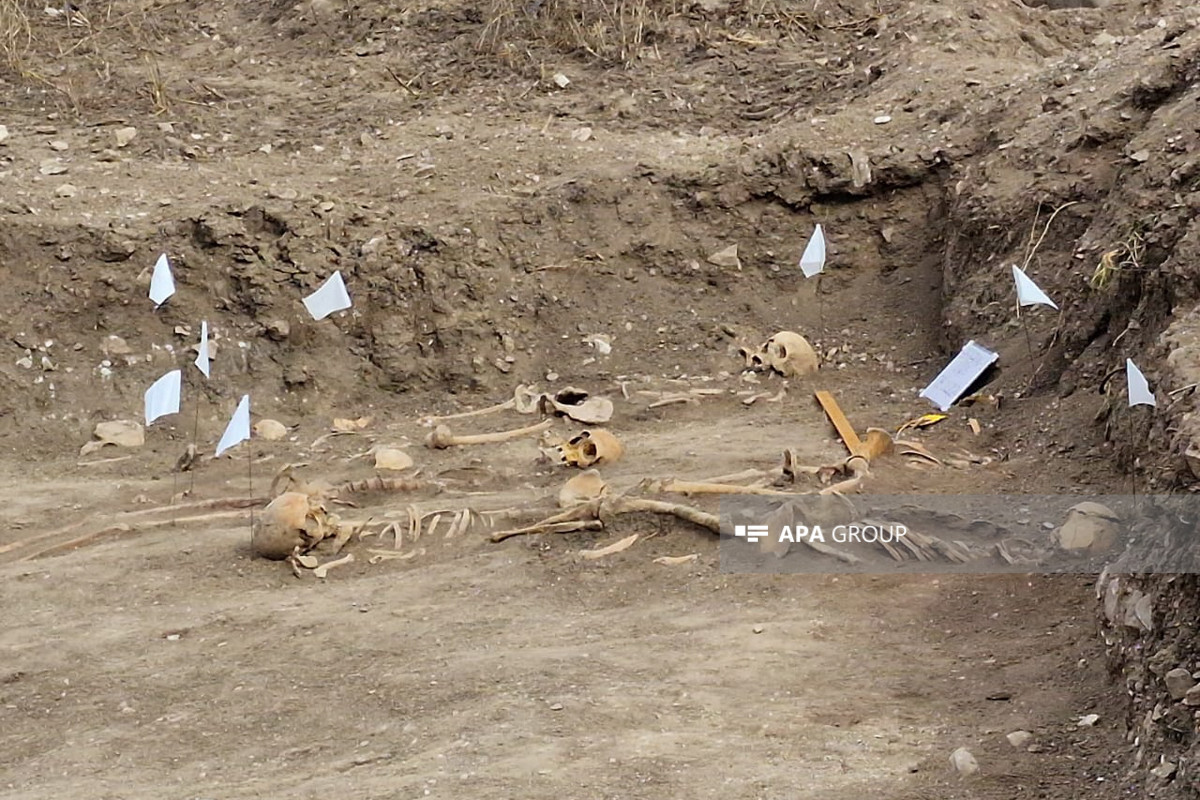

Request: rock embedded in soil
left=707, top=244, right=741, bottom=269
left=1165, top=668, right=1194, bottom=700
left=114, top=127, right=138, bottom=148
left=1006, top=731, right=1033, bottom=748
left=949, top=747, right=979, bottom=776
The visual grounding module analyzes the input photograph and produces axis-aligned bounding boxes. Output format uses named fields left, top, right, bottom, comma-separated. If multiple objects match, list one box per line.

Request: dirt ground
left=3, top=0, right=1198, bottom=796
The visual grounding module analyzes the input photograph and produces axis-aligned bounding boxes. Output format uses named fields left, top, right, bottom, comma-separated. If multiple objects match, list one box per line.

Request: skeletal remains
left=251, top=466, right=423, bottom=573
left=542, top=428, right=624, bottom=468
left=738, top=331, right=819, bottom=378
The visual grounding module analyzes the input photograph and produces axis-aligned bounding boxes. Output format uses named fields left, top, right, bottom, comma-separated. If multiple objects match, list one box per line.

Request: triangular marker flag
left=1126, top=358, right=1156, bottom=407
left=194, top=320, right=211, bottom=379
left=215, top=394, right=251, bottom=456
left=302, top=271, right=352, bottom=321
left=799, top=224, right=826, bottom=279
left=149, top=253, right=175, bottom=308
left=1011, top=265, right=1058, bottom=310
left=144, top=369, right=182, bottom=426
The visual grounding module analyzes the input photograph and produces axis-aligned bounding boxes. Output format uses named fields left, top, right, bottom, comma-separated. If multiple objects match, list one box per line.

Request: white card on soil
left=919, top=340, right=999, bottom=412
left=1126, top=358, right=1156, bottom=407
left=149, top=253, right=175, bottom=307
left=216, top=394, right=251, bottom=456
left=194, top=320, right=211, bottom=379
left=302, top=271, right=352, bottom=321
left=799, top=224, right=826, bottom=279
left=144, top=369, right=182, bottom=426
left=1011, top=265, right=1058, bottom=310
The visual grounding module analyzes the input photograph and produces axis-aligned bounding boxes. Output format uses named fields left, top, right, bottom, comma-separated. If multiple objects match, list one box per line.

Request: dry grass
left=0, top=0, right=180, bottom=118
left=0, top=0, right=33, bottom=71
left=479, top=0, right=673, bottom=68
left=1091, top=226, right=1146, bottom=291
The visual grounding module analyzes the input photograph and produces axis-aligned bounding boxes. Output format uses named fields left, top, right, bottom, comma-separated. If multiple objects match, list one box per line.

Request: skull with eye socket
left=546, top=428, right=625, bottom=468
left=738, top=331, right=819, bottom=378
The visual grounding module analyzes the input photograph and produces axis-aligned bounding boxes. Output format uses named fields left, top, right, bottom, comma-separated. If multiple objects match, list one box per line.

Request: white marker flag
left=1011, top=265, right=1058, bottom=310
left=194, top=320, right=211, bottom=379
left=149, top=253, right=175, bottom=308
left=302, top=271, right=352, bottom=321
left=215, top=394, right=251, bottom=457
left=1126, top=358, right=1156, bottom=407
left=799, top=224, right=826, bottom=279
left=919, top=340, right=1000, bottom=412
left=144, top=369, right=182, bottom=426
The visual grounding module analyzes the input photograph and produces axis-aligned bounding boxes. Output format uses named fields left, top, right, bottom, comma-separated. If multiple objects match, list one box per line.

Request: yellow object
left=896, top=413, right=948, bottom=435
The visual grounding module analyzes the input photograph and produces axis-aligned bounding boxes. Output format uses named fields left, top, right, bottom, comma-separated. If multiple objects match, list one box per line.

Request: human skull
left=252, top=491, right=339, bottom=560
left=762, top=331, right=819, bottom=378
left=557, top=429, right=624, bottom=468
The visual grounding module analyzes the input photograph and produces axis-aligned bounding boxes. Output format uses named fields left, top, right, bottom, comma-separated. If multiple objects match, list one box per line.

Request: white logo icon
left=734, top=524, right=770, bottom=543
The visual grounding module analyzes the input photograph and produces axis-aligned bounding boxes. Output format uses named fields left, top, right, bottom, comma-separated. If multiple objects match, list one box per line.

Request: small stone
left=707, top=244, right=741, bottom=270
left=949, top=747, right=978, bottom=776
left=1006, top=731, right=1033, bottom=748
left=374, top=448, right=414, bottom=471
left=1129, top=149, right=1150, bottom=163
left=39, top=159, right=67, bottom=175
left=1092, top=31, right=1119, bottom=46
left=1151, top=761, right=1178, bottom=780
left=0, top=124, right=9, bottom=142
left=571, top=127, right=593, bottom=142
left=102, top=335, right=132, bottom=356
left=1165, top=668, right=1195, bottom=700
left=114, top=127, right=138, bottom=148
left=265, top=319, right=291, bottom=340
left=48, top=139, right=69, bottom=151
left=55, top=183, right=77, bottom=198
left=1077, top=713, right=1100, bottom=727
left=165, top=633, right=181, bottom=641
left=361, top=235, right=386, bottom=255
left=252, top=419, right=288, bottom=441
left=873, top=115, right=892, bottom=125
left=1183, top=684, right=1200, bottom=706
left=549, top=702, right=564, bottom=711
left=552, top=73, right=570, bottom=88
left=752, top=625, right=765, bottom=634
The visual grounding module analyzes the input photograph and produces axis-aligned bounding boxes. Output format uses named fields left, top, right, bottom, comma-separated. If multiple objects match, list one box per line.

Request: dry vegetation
left=0, top=0, right=175, bottom=117
left=0, top=0, right=32, bottom=70
left=479, top=0, right=673, bottom=67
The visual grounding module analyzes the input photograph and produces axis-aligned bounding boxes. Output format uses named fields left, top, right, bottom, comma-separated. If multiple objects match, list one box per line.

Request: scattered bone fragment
left=539, top=388, right=614, bottom=424
left=653, top=554, right=699, bottom=565
left=579, top=534, right=639, bottom=560
left=425, top=419, right=554, bottom=449
left=559, top=469, right=608, bottom=507
left=419, top=384, right=541, bottom=426
left=80, top=420, right=144, bottom=455
left=313, top=552, right=355, bottom=578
